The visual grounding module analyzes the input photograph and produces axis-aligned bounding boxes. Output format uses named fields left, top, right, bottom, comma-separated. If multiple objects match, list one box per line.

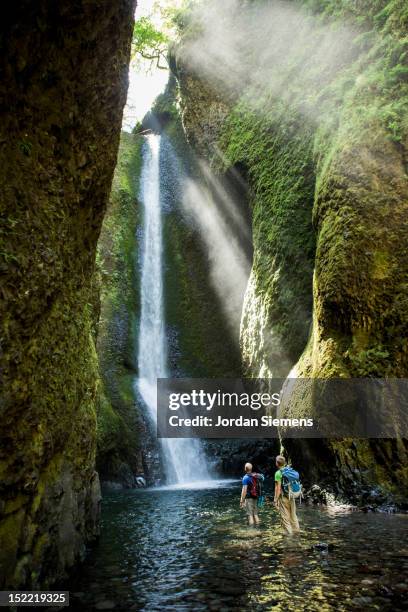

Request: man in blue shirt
left=240, top=462, right=261, bottom=525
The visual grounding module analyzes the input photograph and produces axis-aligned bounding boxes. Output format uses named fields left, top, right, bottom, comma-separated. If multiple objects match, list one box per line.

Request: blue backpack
left=281, top=466, right=302, bottom=501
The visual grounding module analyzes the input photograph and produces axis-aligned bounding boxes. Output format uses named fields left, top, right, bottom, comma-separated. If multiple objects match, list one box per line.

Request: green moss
left=156, top=84, right=242, bottom=376
left=174, top=0, right=408, bottom=378
left=31, top=533, right=49, bottom=567
left=0, top=510, right=25, bottom=584
left=4, top=495, right=29, bottom=515
left=215, top=102, right=316, bottom=375
left=164, top=206, right=242, bottom=377
left=174, top=0, right=408, bottom=495
left=96, top=132, right=144, bottom=480
left=96, top=391, right=122, bottom=456
left=0, top=0, right=136, bottom=587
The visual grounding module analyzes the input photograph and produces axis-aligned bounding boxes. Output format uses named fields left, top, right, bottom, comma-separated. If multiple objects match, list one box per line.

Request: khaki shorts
left=245, top=497, right=258, bottom=517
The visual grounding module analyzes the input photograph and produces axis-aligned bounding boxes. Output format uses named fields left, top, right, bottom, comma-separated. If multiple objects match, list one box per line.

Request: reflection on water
left=71, top=482, right=408, bottom=611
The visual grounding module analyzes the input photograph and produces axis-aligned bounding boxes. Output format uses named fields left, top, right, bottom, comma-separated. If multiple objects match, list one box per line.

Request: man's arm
left=274, top=481, right=281, bottom=506
left=240, top=485, right=247, bottom=507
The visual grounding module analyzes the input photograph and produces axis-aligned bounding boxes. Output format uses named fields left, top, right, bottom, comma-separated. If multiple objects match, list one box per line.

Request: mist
left=178, top=0, right=363, bottom=126
left=182, top=169, right=252, bottom=338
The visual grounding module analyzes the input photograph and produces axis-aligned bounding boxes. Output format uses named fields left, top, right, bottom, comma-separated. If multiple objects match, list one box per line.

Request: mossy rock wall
left=173, top=0, right=408, bottom=501
left=154, top=85, right=243, bottom=377
left=0, top=0, right=135, bottom=588
left=96, top=132, right=154, bottom=486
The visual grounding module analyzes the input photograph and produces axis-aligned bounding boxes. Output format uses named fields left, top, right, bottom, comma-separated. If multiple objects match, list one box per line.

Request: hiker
left=273, top=455, right=301, bottom=535
left=240, top=462, right=264, bottom=525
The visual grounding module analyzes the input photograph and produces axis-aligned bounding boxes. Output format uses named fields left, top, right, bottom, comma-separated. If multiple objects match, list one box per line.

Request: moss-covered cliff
left=0, top=0, right=135, bottom=588
left=96, top=132, right=151, bottom=487
left=172, top=0, right=408, bottom=502
left=153, top=82, right=243, bottom=378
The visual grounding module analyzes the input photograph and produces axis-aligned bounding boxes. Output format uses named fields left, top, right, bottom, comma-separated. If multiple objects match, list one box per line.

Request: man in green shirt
left=274, top=455, right=300, bottom=534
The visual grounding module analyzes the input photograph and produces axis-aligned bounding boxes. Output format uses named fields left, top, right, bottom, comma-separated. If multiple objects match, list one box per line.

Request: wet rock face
left=175, top=66, right=231, bottom=158
left=173, top=1, right=408, bottom=500
left=204, top=440, right=280, bottom=477
left=0, top=0, right=135, bottom=588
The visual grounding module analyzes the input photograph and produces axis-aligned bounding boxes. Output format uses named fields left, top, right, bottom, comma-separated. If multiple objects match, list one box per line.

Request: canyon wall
left=0, top=0, right=135, bottom=588
left=172, top=0, right=408, bottom=504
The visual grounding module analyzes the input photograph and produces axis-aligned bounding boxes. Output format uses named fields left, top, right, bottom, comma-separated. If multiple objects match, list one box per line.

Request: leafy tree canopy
left=132, top=15, right=169, bottom=70
left=131, top=1, right=191, bottom=71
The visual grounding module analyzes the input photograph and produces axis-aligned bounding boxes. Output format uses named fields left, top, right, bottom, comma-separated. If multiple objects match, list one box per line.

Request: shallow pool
left=70, top=480, right=408, bottom=611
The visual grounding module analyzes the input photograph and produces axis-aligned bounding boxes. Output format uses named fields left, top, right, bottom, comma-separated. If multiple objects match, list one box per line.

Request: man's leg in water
left=253, top=502, right=260, bottom=525
left=278, top=497, right=299, bottom=534
left=245, top=498, right=259, bottom=525
left=245, top=498, right=254, bottom=525
left=289, top=497, right=300, bottom=532
left=278, top=497, right=292, bottom=534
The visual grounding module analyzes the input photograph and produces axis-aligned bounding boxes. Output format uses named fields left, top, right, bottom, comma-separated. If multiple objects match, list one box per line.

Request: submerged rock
left=135, top=476, right=146, bottom=488
left=312, top=543, right=335, bottom=552
left=306, top=485, right=329, bottom=505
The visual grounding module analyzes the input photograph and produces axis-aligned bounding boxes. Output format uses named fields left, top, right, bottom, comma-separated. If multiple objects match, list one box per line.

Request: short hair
left=244, top=462, right=252, bottom=472
left=276, top=455, right=286, bottom=467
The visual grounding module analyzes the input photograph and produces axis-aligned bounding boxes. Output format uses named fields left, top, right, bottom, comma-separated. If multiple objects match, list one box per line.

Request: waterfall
left=136, top=134, right=210, bottom=485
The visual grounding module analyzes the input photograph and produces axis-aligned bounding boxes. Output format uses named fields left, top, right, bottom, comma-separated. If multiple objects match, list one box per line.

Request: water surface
left=71, top=481, right=408, bottom=611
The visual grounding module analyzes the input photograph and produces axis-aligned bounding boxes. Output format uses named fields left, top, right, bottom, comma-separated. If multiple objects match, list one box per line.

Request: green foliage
left=344, top=345, right=392, bottom=376
left=132, top=16, right=169, bottom=69
left=132, top=120, right=143, bottom=134
left=131, top=1, right=198, bottom=71
left=18, top=139, right=32, bottom=156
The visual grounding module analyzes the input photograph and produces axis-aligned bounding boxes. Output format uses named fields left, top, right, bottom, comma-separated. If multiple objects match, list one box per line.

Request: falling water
left=136, top=134, right=210, bottom=485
